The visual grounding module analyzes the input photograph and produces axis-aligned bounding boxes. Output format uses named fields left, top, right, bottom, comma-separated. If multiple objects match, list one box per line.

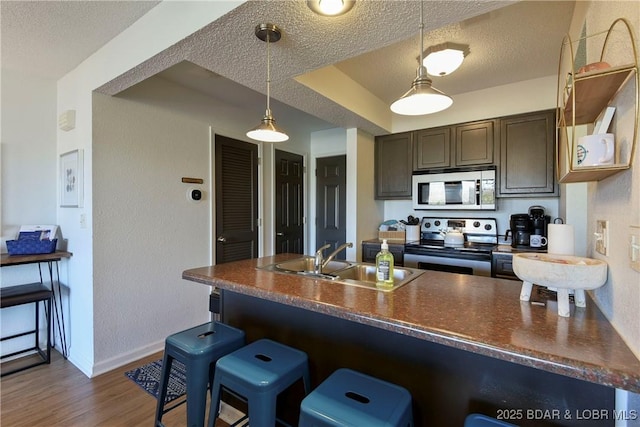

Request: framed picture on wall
left=60, top=149, right=84, bottom=207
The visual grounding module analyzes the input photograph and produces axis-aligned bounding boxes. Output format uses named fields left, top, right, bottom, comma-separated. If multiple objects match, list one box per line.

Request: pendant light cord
left=266, top=32, right=271, bottom=114
left=418, top=0, right=425, bottom=77
left=419, top=1, right=424, bottom=64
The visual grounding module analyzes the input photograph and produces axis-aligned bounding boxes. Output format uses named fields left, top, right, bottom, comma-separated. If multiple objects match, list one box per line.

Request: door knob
left=276, top=232, right=284, bottom=236
left=217, top=236, right=227, bottom=243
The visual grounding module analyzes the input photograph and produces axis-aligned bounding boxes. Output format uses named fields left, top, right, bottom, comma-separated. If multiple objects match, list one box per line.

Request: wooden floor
left=0, top=350, right=231, bottom=427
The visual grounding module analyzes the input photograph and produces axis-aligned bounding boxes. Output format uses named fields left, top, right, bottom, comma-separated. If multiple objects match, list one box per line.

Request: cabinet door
left=375, top=132, right=413, bottom=199
left=454, top=120, right=495, bottom=166
left=362, top=242, right=404, bottom=266
left=499, top=110, right=558, bottom=196
left=414, top=127, right=451, bottom=170
left=362, top=243, right=379, bottom=263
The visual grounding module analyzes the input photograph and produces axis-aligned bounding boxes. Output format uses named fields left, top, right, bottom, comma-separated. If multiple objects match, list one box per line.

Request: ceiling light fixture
left=390, top=1, right=453, bottom=116
left=246, top=23, right=289, bottom=143
left=307, top=0, right=355, bottom=16
left=423, top=42, right=469, bottom=76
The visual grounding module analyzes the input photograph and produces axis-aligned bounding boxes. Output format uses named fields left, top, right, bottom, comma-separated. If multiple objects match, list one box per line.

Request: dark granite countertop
left=183, top=254, right=640, bottom=393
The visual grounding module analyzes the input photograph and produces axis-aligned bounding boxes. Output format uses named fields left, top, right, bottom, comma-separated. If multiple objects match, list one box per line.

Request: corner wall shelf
left=556, top=18, right=638, bottom=183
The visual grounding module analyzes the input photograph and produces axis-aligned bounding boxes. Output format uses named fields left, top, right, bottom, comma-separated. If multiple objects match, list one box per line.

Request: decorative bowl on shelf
left=577, top=61, right=610, bottom=74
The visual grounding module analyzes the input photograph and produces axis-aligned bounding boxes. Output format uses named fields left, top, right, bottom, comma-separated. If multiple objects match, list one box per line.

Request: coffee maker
left=528, top=205, right=551, bottom=247
left=507, top=213, right=532, bottom=247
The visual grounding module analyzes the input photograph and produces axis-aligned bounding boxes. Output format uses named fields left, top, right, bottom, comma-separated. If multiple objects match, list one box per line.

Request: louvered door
left=215, top=135, right=258, bottom=264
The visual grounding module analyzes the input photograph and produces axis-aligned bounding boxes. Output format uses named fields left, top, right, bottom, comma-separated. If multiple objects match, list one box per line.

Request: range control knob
left=473, top=221, right=481, bottom=228
left=434, top=220, right=441, bottom=227
left=484, top=224, right=493, bottom=231
left=424, top=222, right=431, bottom=229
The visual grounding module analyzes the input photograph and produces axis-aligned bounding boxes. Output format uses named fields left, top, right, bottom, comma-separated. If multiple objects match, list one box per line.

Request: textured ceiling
left=1, top=0, right=161, bottom=78
left=2, top=0, right=576, bottom=136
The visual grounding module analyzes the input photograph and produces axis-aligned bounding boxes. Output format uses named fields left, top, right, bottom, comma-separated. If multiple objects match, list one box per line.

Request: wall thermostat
left=187, top=187, right=203, bottom=202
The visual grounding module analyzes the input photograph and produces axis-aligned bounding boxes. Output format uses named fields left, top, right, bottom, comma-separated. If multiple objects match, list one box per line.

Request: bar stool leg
left=185, top=360, right=209, bottom=427
left=155, top=354, right=173, bottom=426
left=248, top=394, right=277, bottom=427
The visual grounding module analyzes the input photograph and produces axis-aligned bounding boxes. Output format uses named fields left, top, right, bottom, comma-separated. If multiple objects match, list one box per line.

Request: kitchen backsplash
left=383, top=197, right=560, bottom=239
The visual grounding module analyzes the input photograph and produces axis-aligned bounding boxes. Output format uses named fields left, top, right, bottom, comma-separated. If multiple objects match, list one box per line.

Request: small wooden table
left=1, top=251, right=72, bottom=363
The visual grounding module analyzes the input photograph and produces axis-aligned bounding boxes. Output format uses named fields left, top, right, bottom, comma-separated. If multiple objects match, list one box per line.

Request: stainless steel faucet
left=314, top=242, right=353, bottom=273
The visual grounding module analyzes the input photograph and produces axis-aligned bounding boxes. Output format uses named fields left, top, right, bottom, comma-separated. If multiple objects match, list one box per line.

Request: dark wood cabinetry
left=375, top=132, right=413, bottom=199
left=414, top=127, right=451, bottom=170
left=374, top=110, right=557, bottom=200
left=413, top=120, right=494, bottom=171
left=455, top=120, right=495, bottom=166
left=362, top=241, right=404, bottom=266
left=498, top=110, right=558, bottom=197
left=491, top=252, right=518, bottom=280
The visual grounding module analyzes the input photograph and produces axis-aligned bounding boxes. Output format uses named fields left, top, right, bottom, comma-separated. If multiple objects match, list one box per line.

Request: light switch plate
left=595, top=220, right=609, bottom=256
left=631, top=226, right=640, bottom=273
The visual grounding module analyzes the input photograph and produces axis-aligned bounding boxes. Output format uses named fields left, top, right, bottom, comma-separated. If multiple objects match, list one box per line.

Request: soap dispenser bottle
left=376, top=239, right=394, bottom=288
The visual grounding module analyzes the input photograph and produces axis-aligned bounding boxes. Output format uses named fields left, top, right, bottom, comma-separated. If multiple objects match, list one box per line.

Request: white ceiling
left=1, top=0, right=576, bottom=136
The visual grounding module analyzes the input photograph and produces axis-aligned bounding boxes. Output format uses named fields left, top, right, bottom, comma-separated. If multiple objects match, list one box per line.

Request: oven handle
left=403, top=253, right=492, bottom=277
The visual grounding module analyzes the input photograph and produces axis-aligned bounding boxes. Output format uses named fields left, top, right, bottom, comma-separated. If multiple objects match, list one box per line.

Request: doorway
left=214, top=135, right=259, bottom=264
left=315, top=155, right=347, bottom=259
left=275, top=149, right=304, bottom=254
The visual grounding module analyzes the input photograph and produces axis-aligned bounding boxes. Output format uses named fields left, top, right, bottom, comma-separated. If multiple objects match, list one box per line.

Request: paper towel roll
left=547, top=224, right=575, bottom=255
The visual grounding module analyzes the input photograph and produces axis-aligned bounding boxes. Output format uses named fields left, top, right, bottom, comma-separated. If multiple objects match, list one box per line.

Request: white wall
left=346, top=128, right=384, bottom=262
left=582, top=2, right=640, bottom=361
left=55, top=1, right=243, bottom=376
left=0, top=69, right=62, bottom=355
left=91, top=93, right=211, bottom=373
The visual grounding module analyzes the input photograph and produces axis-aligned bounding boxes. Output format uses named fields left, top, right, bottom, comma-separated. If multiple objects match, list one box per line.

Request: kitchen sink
left=270, top=256, right=352, bottom=274
left=258, top=257, right=425, bottom=292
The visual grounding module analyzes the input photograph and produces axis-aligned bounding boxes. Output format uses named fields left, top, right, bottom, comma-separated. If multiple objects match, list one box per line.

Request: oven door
left=404, top=253, right=492, bottom=276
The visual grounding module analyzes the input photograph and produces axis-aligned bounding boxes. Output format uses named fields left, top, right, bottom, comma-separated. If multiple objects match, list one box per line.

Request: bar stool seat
left=208, top=338, right=311, bottom=427
left=465, top=413, right=518, bottom=426
left=155, top=321, right=245, bottom=427
left=299, top=368, right=413, bottom=427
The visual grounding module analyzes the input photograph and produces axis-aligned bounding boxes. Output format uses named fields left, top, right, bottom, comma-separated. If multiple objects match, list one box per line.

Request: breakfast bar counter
left=183, top=254, right=640, bottom=426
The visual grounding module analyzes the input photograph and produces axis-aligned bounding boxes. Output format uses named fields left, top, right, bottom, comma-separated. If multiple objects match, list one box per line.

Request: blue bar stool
left=154, top=321, right=245, bottom=427
left=299, top=368, right=414, bottom=427
left=465, top=413, right=518, bottom=426
left=207, top=338, right=311, bottom=427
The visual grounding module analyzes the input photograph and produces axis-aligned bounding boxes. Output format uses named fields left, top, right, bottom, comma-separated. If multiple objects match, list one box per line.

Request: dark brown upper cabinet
left=375, top=132, right=413, bottom=199
left=498, top=109, right=558, bottom=197
left=414, top=127, right=451, bottom=170
left=455, top=120, right=495, bottom=166
left=414, top=120, right=495, bottom=170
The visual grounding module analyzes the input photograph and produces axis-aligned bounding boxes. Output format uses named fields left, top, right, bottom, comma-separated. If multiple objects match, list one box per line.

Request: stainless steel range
left=404, top=217, right=498, bottom=276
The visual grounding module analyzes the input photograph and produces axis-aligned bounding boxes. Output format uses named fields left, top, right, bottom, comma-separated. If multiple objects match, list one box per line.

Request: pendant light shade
left=390, top=1, right=452, bottom=116
left=390, top=66, right=452, bottom=115
left=246, top=112, right=289, bottom=142
left=247, top=23, right=289, bottom=143
left=423, top=42, right=469, bottom=77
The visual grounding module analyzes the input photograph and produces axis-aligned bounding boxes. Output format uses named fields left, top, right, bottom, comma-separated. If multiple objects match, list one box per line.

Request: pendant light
left=390, top=1, right=453, bottom=116
left=246, top=23, right=289, bottom=143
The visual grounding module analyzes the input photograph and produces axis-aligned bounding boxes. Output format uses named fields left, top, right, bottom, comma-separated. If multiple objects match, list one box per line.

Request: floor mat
left=124, top=358, right=186, bottom=403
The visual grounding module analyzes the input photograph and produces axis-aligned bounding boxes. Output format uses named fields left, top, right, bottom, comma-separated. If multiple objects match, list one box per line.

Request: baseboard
left=91, top=340, right=165, bottom=377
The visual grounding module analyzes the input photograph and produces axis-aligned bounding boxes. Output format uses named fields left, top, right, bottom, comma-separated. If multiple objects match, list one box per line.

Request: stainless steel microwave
left=412, top=168, right=496, bottom=210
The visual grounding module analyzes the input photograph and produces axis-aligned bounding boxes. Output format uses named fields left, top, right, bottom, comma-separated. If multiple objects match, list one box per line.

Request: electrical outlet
left=595, top=220, right=609, bottom=256
left=631, top=226, right=640, bottom=273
